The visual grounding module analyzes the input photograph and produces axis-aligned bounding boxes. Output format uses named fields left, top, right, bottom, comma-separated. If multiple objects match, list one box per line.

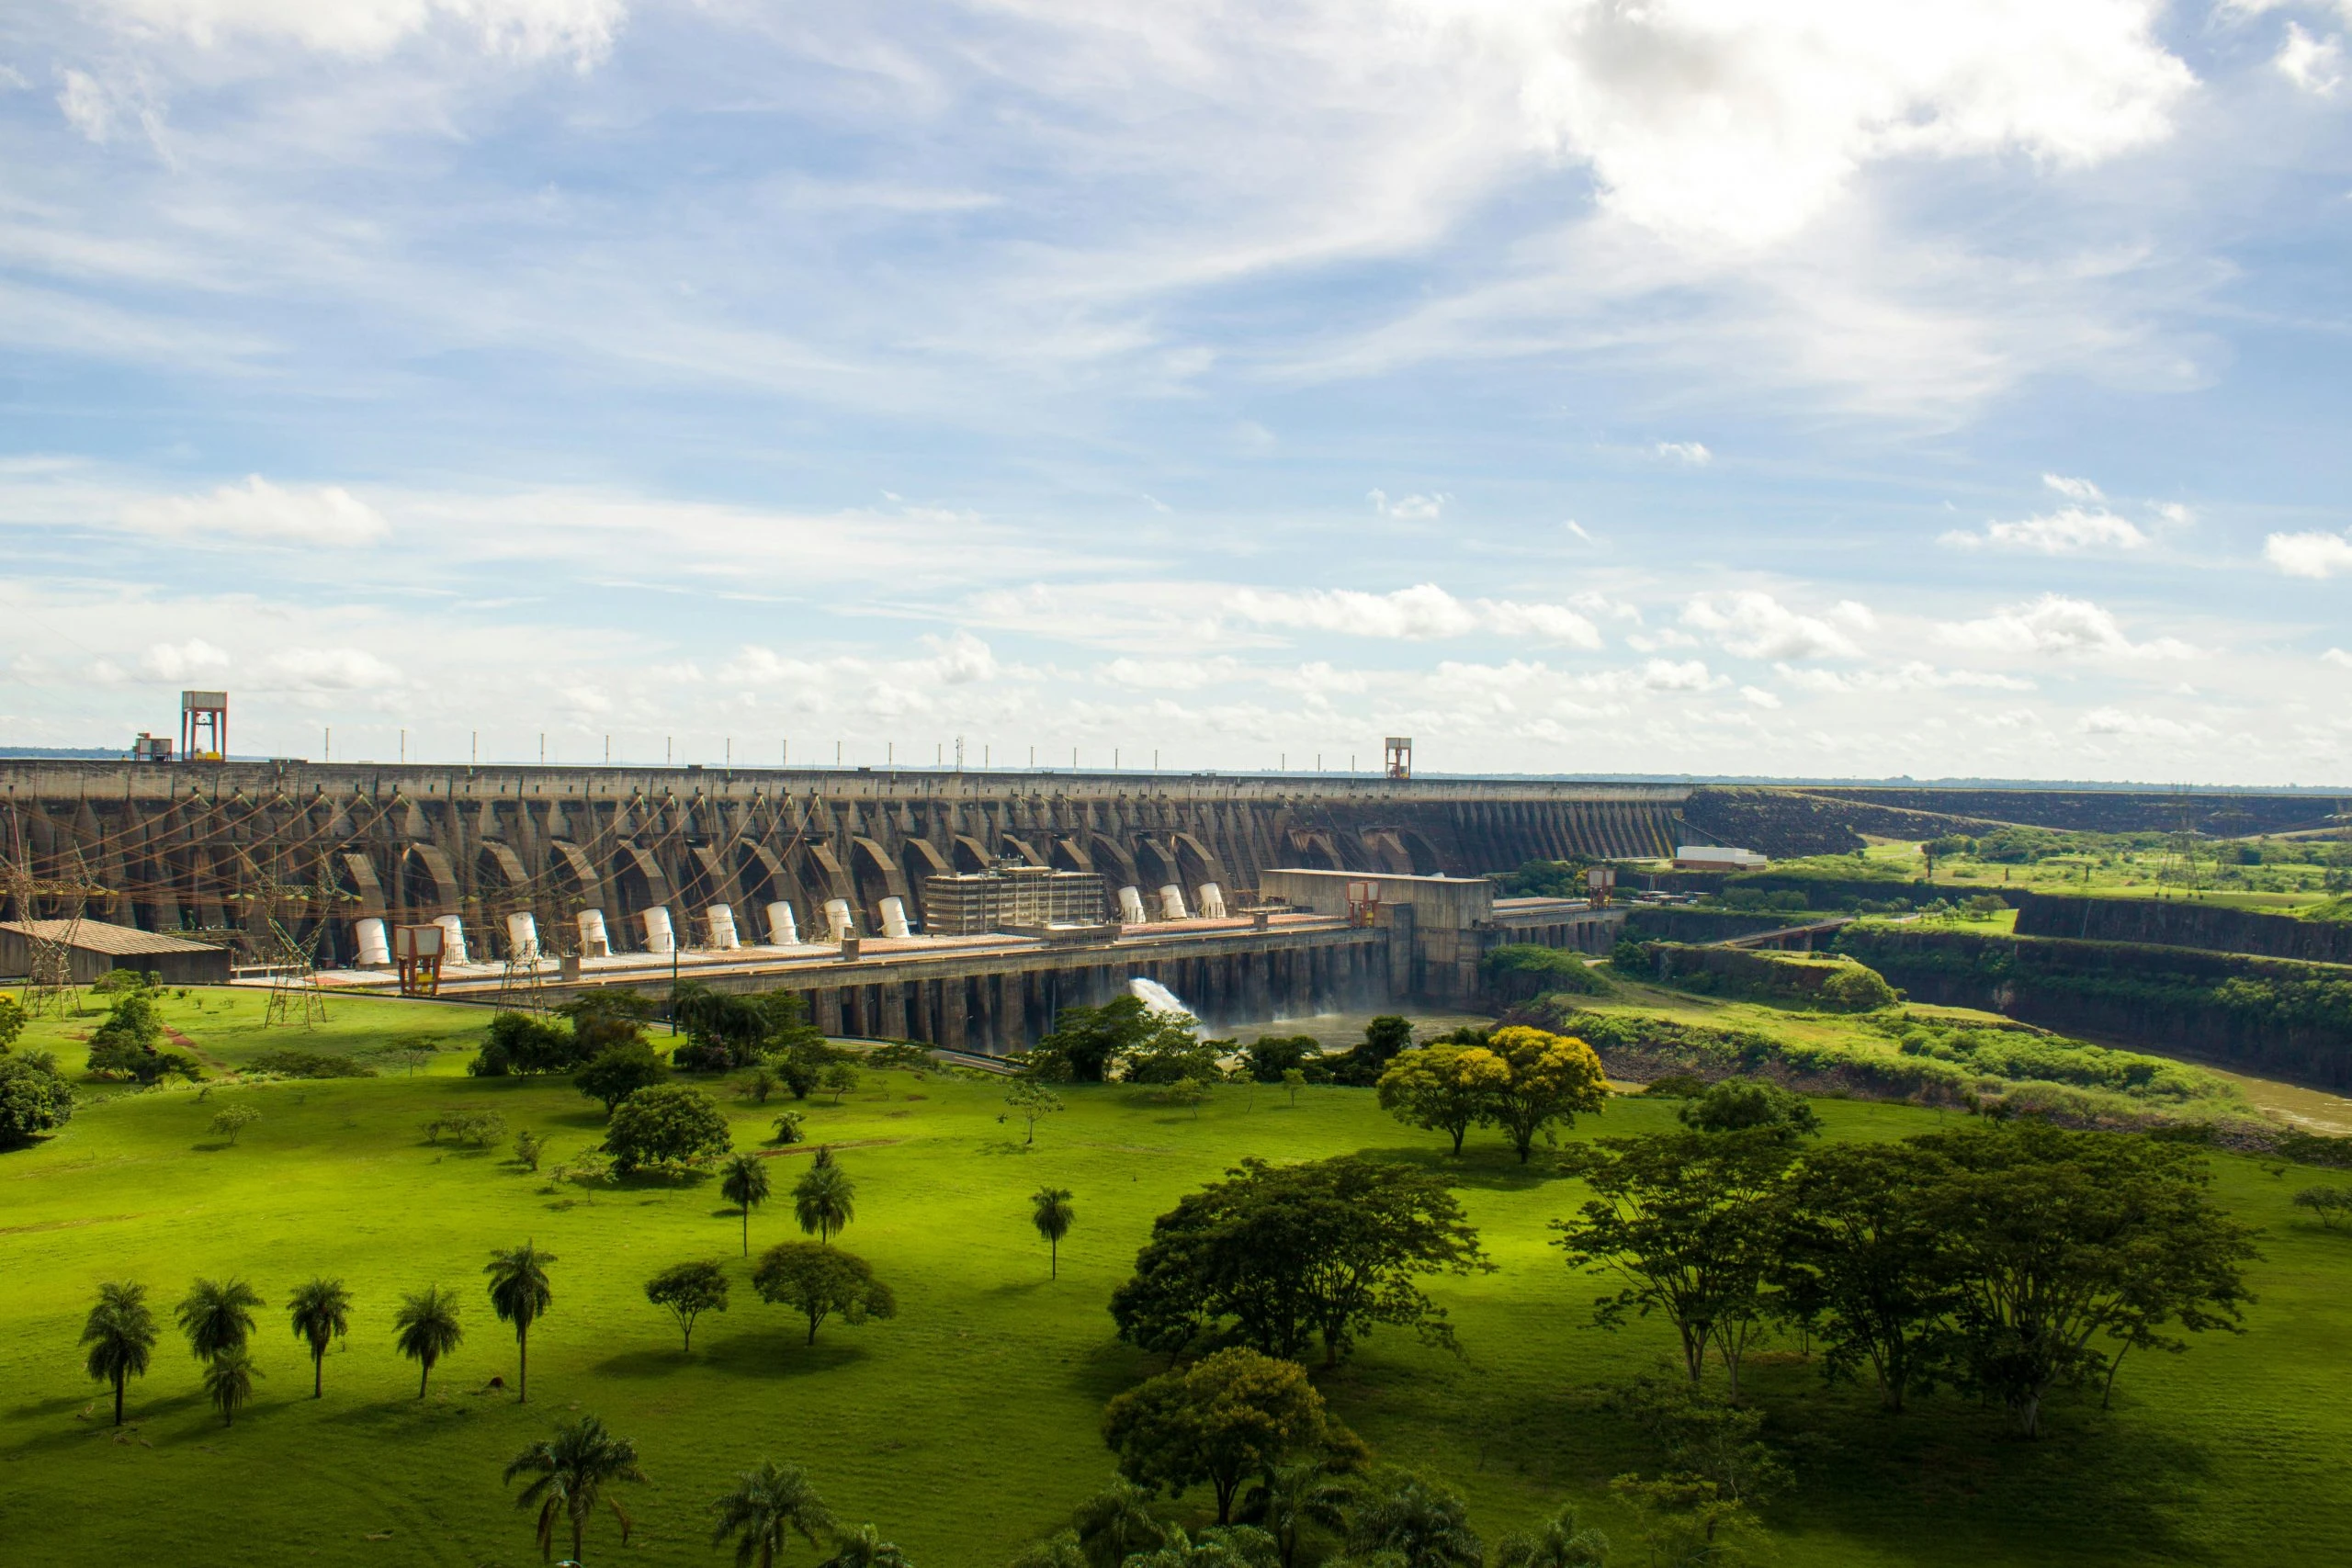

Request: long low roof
left=0, top=919, right=226, bottom=955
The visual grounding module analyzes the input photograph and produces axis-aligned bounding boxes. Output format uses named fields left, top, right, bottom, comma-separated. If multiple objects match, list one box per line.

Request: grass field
left=1848, top=840, right=2343, bottom=912
left=7, top=988, right=2352, bottom=1566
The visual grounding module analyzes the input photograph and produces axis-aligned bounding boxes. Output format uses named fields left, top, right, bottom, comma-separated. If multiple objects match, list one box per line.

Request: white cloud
left=1935, top=594, right=2195, bottom=659
left=1682, top=591, right=1866, bottom=660
left=119, top=475, right=390, bottom=547
left=1495, top=0, right=2193, bottom=248
left=1368, top=488, right=1448, bottom=520
left=2277, top=22, right=2346, bottom=96
left=922, top=630, right=999, bottom=684
left=2079, top=706, right=2211, bottom=739
left=1226, top=584, right=1601, bottom=647
left=2153, top=502, right=2193, bottom=526
left=1101, top=656, right=1242, bottom=691
left=1940, top=506, right=2149, bottom=553
left=2041, top=473, right=2104, bottom=502
left=1739, top=684, right=1782, bottom=709
left=56, top=70, right=116, bottom=143
left=2264, top=529, right=2352, bottom=579
left=1776, top=660, right=2036, bottom=693
left=1654, top=441, right=1712, bottom=466
left=2324, top=648, right=2352, bottom=670
left=86, top=0, right=627, bottom=64
left=140, top=637, right=230, bottom=681
left=256, top=646, right=401, bottom=691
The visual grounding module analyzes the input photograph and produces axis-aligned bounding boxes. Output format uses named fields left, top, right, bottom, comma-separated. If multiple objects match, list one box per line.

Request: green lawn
left=6, top=990, right=2352, bottom=1565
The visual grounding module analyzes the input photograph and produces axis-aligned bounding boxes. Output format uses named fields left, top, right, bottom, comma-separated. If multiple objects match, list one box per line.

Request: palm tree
left=393, top=1284, right=464, bottom=1398
left=286, top=1278, right=353, bottom=1399
left=485, top=1242, right=558, bottom=1404
left=1344, top=1477, right=1482, bottom=1568
left=815, top=1523, right=912, bottom=1568
left=1491, top=1505, right=1609, bottom=1568
left=504, top=1414, right=649, bottom=1564
left=1239, top=1462, right=1355, bottom=1568
left=80, top=1280, right=157, bottom=1427
left=793, top=1150, right=855, bottom=1244
left=721, top=1153, right=774, bottom=1257
left=1030, top=1186, right=1075, bottom=1279
left=1071, top=1480, right=1169, bottom=1568
left=709, top=1458, right=836, bottom=1568
left=202, top=1346, right=262, bottom=1427
left=175, top=1276, right=263, bottom=1362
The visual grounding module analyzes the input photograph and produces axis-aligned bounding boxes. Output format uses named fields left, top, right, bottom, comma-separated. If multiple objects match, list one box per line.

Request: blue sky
left=3, top=0, right=2349, bottom=782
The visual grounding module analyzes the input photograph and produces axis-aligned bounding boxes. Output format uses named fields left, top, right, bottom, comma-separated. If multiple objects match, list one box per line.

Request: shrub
left=1241, top=1035, right=1320, bottom=1084
left=1678, top=1078, right=1821, bottom=1139
left=0, top=1051, right=74, bottom=1145
left=245, top=1050, right=375, bottom=1079
left=90, top=968, right=158, bottom=995
left=604, top=1084, right=731, bottom=1174
left=1641, top=1073, right=1708, bottom=1099
left=423, top=1110, right=508, bottom=1149
left=470, top=1011, right=585, bottom=1077
left=1482, top=943, right=1612, bottom=1000
left=0, top=994, right=22, bottom=1052
left=578, top=1041, right=670, bottom=1114
left=2293, top=1186, right=2352, bottom=1230
left=1816, top=964, right=1899, bottom=1011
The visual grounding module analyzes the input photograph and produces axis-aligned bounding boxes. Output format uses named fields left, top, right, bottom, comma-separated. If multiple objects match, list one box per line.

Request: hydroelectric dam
left=1, top=760, right=1671, bottom=1048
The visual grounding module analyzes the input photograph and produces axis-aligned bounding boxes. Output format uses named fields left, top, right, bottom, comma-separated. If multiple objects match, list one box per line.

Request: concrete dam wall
left=0, top=761, right=1685, bottom=966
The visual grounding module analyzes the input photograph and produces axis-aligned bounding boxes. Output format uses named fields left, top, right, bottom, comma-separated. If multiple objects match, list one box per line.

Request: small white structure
left=878, top=897, right=912, bottom=939
left=706, top=905, right=740, bottom=950
left=1673, top=845, right=1769, bottom=871
left=824, top=897, right=854, bottom=942
left=1118, top=886, right=1148, bottom=925
left=1197, top=883, right=1227, bottom=919
left=434, top=915, right=469, bottom=965
left=354, top=916, right=391, bottom=968
left=577, top=908, right=611, bottom=957
left=1159, top=884, right=1189, bottom=920
left=642, top=907, right=676, bottom=954
left=504, top=911, right=541, bottom=960
left=766, top=900, right=799, bottom=945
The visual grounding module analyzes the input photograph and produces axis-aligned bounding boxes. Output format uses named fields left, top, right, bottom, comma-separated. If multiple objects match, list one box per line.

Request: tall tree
left=722, top=1154, right=775, bottom=1256
left=752, top=1242, right=897, bottom=1346
left=286, top=1278, right=354, bottom=1399
left=1111, top=1156, right=1487, bottom=1366
left=1032, top=1187, right=1076, bottom=1279
left=1478, top=1026, right=1610, bottom=1164
left=646, top=1260, right=730, bottom=1352
left=201, top=1347, right=261, bottom=1427
left=1917, top=1122, right=2257, bottom=1437
left=1375, top=1043, right=1503, bottom=1155
left=80, top=1280, right=157, bottom=1427
left=176, top=1277, right=263, bottom=1363
left=486, top=1243, right=559, bottom=1404
left=1028, top=995, right=1161, bottom=1082
left=1005, top=1081, right=1065, bottom=1145
left=1555, top=1130, right=1797, bottom=1395
left=1780, top=1142, right=1956, bottom=1412
left=708, top=1458, right=835, bottom=1568
left=1102, top=1348, right=1336, bottom=1525
left=793, top=1149, right=857, bottom=1244
left=503, top=1414, right=648, bottom=1564
left=393, top=1284, right=465, bottom=1398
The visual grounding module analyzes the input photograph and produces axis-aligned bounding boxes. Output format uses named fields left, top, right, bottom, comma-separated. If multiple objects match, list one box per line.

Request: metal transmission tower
left=234, top=873, right=330, bottom=1030
left=3, top=831, right=108, bottom=1021
left=493, top=926, right=550, bottom=1015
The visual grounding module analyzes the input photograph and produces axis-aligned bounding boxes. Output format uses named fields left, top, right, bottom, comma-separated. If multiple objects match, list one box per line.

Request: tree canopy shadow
left=696, top=1327, right=870, bottom=1380
left=1349, top=1142, right=1571, bottom=1192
